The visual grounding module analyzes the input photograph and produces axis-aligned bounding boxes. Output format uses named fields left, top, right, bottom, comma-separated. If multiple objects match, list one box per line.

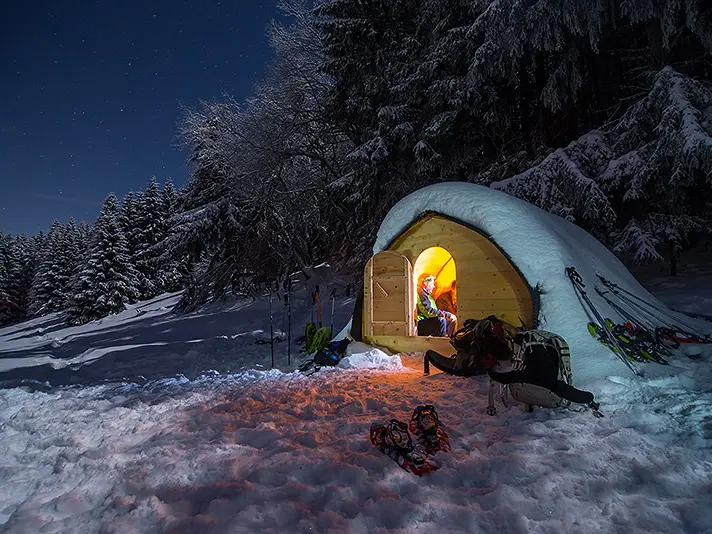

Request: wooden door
left=363, top=251, right=414, bottom=338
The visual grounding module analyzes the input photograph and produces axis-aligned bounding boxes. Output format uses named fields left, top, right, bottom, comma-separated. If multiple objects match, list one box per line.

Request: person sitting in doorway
left=436, top=279, right=456, bottom=315
left=417, top=274, right=456, bottom=337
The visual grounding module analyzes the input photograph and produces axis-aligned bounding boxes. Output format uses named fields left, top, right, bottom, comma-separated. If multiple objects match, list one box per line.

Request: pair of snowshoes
left=370, top=405, right=451, bottom=476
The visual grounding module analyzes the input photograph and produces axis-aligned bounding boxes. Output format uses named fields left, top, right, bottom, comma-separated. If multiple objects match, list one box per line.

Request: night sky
left=1, top=1, right=280, bottom=236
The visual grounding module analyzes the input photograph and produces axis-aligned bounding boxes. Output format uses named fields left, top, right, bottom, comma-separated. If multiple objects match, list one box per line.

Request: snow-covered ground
left=0, top=265, right=711, bottom=533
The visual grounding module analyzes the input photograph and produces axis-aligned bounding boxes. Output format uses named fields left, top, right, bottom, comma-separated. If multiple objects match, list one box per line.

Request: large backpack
left=450, top=316, right=512, bottom=375
left=493, top=330, right=574, bottom=410
left=511, top=330, right=573, bottom=385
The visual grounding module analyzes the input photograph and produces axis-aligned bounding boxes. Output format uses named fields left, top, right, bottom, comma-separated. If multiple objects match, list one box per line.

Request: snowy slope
left=373, top=182, right=712, bottom=386
left=0, top=265, right=356, bottom=389
left=0, top=264, right=711, bottom=532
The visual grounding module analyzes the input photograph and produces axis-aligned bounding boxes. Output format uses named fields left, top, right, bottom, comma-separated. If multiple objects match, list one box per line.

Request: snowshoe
left=370, top=419, right=439, bottom=476
left=408, top=405, right=451, bottom=454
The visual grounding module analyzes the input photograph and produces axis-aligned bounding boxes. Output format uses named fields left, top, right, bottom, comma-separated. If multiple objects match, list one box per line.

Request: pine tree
left=62, top=218, right=83, bottom=283
left=0, top=233, right=15, bottom=324
left=161, top=178, right=178, bottom=217
left=159, top=178, right=183, bottom=292
left=67, top=194, right=139, bottom=324
left=133, top=177, right=164, bottom=299
left=493, top=67, right=712, bottom=268
left=0, top=234, right=38, bottom=325
left=29, top=220, right=73, bottom=315
left=121, top=191, right=140, bottom=260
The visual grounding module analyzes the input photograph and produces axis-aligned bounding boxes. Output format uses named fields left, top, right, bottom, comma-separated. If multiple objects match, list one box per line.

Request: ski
left=596, top=275, right=711, bottom=344
left=588, top=321, right=655, bottom=363
left=567, top=267, right=638, bottom=375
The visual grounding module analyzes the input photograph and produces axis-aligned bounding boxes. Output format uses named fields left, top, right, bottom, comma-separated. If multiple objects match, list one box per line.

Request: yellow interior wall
left=413, top=247, right=456, bottom=300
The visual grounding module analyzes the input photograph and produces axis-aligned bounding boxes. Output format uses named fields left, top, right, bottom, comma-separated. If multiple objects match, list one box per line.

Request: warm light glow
left=414, top=247, right=456, bottom=301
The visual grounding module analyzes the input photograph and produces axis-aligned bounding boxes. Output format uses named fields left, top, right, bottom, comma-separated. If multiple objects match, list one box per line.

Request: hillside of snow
left=0, top=265, right=356, bottom=390
left=1, top=263, right=711, bottom=533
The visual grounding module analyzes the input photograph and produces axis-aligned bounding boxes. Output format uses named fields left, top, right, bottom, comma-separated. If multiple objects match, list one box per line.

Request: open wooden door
left=363, top=251, right=414, bottom=338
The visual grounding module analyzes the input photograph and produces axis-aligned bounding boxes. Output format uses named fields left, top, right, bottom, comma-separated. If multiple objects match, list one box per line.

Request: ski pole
left=269, top=287, right=275, bottom=369
left=597, top=275, right=709, bottom=341
left=330, top=288, right=336, bottom=337
left=595, top=286, right=671, bottom=361
left=596, top=289, right=668, bottom=356
left=316, top=285, right=322, bottom=328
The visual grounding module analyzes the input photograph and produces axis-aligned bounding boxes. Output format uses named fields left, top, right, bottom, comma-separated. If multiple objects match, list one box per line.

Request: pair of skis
left=370, top=405, right=451, bottom=476
left=567, top=267, right=640, bottom=375
left=568, top=267, right=709, bottom=372
left=596, top=274, right=710, bottom=346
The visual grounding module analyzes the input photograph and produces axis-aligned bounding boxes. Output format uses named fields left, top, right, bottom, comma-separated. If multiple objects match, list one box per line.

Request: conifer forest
left=1, top=0, right=711, bottom=326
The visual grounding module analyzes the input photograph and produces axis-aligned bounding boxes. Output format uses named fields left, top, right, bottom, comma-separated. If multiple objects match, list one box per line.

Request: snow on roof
left=373, top=182, right=710, bottom=386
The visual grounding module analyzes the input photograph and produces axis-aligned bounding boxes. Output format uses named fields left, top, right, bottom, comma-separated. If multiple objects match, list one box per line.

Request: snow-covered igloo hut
left=354, top=182, right=709, bottom=384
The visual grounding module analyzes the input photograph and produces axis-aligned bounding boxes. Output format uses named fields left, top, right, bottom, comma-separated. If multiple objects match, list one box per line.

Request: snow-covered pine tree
left=493, top=67, right=712, bottom=269
left=317, top=0, right=447, bottom=260
left=133, top=177, right=164, bottom=300
left=160, top=178, right=178, bottom=217
left=66, top=194, right=139, bottom=325
left=77, top=220, right=91, bottom=244
left=28, top=220, right=76, bottom=316
left=11, top=235, right=37, bottom=323
left=62, top=218, right=83, bottom=285
left=0, top=233, right=17, bottom=324
left=1, top=233, right=42, bottom=325
left=604, top=67, right=712, bottom=272
left=159, top=178, right=183, bottom=292
left=121, top=191, right=139, bottom=259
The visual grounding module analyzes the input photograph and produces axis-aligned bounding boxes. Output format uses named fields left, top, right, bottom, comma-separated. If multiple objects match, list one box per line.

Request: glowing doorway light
left=414, top=247, right=456, bottom=302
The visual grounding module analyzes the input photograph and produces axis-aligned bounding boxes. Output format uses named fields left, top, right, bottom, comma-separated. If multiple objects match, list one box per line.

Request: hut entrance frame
left=363, top=213, right=536, bottom=355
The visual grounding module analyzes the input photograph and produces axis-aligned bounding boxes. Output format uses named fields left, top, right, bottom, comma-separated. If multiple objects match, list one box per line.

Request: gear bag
left=487, top=330, right=597, bottom=413
left=449, top=316, right=511, bottom=375
left=511, top=330, right=573, bottom=385
left=312, top=339, right=351, bottom=367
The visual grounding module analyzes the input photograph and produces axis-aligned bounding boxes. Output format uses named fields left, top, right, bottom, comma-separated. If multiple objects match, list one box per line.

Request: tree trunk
left=647, top=19, right=668, bottom=69
left=535, top=53, right=549, bottom=148
left=519, top=52, right=533, bottom=156
left=669, top=251, right=677, bottom=277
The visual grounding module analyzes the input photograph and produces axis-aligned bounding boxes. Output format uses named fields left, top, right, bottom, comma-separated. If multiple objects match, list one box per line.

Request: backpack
left=492, top=330, right=574, bottom=410
left=305, top=322, right=331, bottom=354
left=311, top=339, right=352, bottom=368
left=450, top=316, right=512, bottom=375
left=511, top=330, right=573, bottom=385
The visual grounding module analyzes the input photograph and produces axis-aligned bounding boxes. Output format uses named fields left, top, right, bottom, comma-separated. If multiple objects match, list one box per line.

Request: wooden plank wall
left=389, top=215, right=534, bottom=328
